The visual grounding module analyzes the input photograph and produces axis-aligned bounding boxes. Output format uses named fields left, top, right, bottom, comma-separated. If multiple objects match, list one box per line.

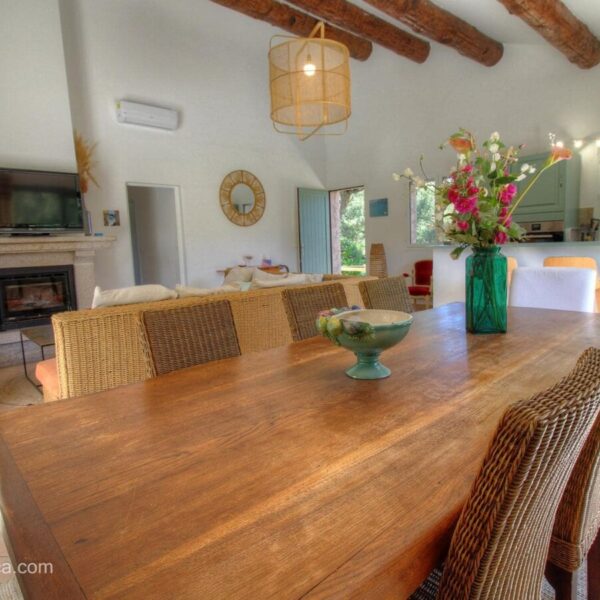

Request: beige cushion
left=92, top=284, right=177, bottom=308
left=224, top=266, right=255, bottom=284
left=175, top=284, right=238, bottom=298
left=252, top=273, right=309, bottom=288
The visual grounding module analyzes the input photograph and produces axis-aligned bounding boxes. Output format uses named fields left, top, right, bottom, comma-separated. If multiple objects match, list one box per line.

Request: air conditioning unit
left=116, top=100, right=179, bottom=130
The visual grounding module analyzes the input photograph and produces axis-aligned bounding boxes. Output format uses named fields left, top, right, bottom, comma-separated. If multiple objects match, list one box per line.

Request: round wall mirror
left=219, top=170, right=265, bottom=226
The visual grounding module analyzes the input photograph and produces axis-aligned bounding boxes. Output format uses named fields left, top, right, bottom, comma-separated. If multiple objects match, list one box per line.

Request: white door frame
left=125, top=182, right=187, bottom=285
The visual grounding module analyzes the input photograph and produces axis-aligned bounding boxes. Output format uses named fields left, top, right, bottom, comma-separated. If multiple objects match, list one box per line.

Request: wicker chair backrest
left=438, top=347, right=600, bottom=600
left=140, top=300, right=241, bottom=376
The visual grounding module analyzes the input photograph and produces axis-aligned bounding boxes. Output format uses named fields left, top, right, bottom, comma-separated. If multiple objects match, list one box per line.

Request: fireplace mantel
left=0, top=234, right=115, bottom=254
left=0, top=235, right=116, bottom=344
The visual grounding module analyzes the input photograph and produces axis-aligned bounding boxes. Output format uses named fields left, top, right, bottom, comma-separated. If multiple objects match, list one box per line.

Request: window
left=410, top=181, right=439, bottom=245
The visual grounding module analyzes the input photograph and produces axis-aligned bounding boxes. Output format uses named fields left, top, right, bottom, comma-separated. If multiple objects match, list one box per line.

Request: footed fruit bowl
left=316, top=308, right=413, bottom=379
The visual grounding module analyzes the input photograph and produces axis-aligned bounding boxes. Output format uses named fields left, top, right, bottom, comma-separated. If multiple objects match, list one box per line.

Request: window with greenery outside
left=410, top=181, right=446, bottom=245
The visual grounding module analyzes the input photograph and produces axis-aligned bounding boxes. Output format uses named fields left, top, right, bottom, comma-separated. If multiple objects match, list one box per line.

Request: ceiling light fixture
left=268, top=21, right=351, bottom=141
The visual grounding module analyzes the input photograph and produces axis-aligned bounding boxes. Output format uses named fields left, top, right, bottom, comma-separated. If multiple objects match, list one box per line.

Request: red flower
left=495, top=231, right=508, bottom=244
left=457, top=220, right=469, bottom=232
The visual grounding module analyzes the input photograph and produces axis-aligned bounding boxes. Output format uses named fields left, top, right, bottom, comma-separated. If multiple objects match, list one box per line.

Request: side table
left=20, top=325, right=55, bottom=392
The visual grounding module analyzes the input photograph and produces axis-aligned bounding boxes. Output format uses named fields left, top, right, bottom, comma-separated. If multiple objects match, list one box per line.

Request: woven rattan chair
left=410, top=347, right=600, bottom=600
left=140, top=299, right=241, bottom=376
left=281, top=283, right=348, bottom=341
left=546, top=350, right=600, bottom=600
left=358, top=276, right=413, bottom=313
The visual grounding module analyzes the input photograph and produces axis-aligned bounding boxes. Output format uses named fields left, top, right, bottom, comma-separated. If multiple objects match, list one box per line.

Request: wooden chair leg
left=589, top=529, right=599, bottom=600
left=545, top=561, right=579, bottom=600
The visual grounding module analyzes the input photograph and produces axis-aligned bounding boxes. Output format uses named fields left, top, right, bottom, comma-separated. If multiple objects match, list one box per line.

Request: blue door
left=298, top=188, right=332, bottom=274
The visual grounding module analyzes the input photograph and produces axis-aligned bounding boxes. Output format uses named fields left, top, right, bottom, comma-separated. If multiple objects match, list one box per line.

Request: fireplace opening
left=0, top=266, right=77, bottom=330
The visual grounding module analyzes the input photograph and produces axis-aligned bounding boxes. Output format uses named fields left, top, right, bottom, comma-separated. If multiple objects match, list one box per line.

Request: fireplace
left=0, top=266, right=77, bottom=330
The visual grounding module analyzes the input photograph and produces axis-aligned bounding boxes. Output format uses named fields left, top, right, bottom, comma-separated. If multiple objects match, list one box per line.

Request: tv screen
left=0, top=168, right=83, bottom=234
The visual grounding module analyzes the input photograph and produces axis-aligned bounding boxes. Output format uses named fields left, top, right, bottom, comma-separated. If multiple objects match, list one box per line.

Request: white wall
left=59, top=0, right=327, bottom=289
left=0, top=0, right=76, bottom=171
left=324, top=42, right=600, bottom=278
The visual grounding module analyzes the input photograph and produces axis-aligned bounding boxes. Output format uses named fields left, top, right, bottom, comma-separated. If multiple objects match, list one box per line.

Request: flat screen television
left=0, top=168, right=84, bottom=235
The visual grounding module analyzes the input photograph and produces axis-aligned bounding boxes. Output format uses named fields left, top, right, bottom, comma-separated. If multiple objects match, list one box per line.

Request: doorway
left=126, top=184, right=186, bottom=288
left=298, top=186, right=365, bottom=275
left=330, top=187, right=366, bottom=276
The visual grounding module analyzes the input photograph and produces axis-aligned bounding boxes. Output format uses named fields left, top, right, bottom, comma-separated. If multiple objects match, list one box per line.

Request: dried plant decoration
left=74, top=130, right=99, bottom=194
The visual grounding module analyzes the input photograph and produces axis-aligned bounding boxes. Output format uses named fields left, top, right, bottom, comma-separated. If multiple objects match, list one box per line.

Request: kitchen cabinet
left=512, top=152, right=580, bottom=227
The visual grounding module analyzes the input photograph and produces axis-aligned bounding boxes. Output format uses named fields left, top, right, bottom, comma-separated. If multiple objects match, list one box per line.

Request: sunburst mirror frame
left=219, top=170, right=266, bottom=227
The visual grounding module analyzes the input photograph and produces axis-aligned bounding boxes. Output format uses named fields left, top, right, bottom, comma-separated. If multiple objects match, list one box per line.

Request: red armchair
left=403, top=259, right=433, bottom=309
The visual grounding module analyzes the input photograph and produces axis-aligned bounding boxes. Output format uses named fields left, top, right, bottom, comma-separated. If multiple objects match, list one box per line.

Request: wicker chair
left=410, top=347, right=600, bottom=600
left=546, top=352, right=600, bottom=600
left=140, top=299, right=241, bottom=376
left=281, top=283, right=348, bottom=342
left=358, top=276, right=413, bottom=313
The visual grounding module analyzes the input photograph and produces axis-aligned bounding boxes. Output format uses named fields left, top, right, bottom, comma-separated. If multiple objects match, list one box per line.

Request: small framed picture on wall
left=103, top=210, right=120, bottom=226
left=369, top=198, right=388, bottom=218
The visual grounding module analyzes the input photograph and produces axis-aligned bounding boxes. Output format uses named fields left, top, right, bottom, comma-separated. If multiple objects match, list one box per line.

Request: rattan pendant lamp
left=268, top=21, right=351, bottom=141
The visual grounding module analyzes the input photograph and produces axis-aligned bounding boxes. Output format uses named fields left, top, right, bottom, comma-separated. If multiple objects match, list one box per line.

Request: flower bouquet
left=394, top=130, right=572, bottom=333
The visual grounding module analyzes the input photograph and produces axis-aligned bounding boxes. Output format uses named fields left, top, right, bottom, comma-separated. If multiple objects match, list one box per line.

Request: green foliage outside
left=414, top=184, right=438, bottom=245
left=340, top=191, right=365, bottom=269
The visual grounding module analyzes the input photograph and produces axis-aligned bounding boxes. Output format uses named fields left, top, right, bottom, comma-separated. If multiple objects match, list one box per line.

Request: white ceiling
left=350, top=0, right=600, bottom=46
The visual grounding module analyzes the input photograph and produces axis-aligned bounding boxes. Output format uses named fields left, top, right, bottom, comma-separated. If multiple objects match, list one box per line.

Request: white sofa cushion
left=252, top=274, right=309, bottom=288
left=92, top=284, right=177, bottom=308
left=224, top=266, right=255, bottom=285
left=175, top=284, right=238, bottom=298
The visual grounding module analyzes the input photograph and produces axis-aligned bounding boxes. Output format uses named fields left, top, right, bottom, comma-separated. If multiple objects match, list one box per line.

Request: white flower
left=520, top=163, right=530, bottom=172
left=529, top=166, right=536, bottom=173
left=493, top=153, right=501, bottom=162
left=458, top=153, right=466, bottom=163
left=403, top=167, right=414, bottom=178
left=490, top=132, right=500, bottom=141
left=489, top=143, right=499, bottom=153
left=413, top=176, right=426, bottom=188
left=516, top=173, right=526, bottom=182
left=490, top=161, right=497, bottom=172
left=392, top=172, right=401, bottom=181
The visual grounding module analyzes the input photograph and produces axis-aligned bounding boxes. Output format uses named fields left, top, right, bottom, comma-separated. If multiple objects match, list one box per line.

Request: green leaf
left=495, top=176, right=516, bottom=184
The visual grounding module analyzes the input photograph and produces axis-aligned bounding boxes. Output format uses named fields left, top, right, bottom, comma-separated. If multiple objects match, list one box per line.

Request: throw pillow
left=175, top=284, right=238, bottom=298
left=92, top=284, right=177, bottom=308
left=252, top=274, right=308, bottom=288
left=224, top=266, right=255, bottom=285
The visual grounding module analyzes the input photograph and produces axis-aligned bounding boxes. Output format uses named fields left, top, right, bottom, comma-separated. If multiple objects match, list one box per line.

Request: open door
left=298, top=188, right=332, bottom=274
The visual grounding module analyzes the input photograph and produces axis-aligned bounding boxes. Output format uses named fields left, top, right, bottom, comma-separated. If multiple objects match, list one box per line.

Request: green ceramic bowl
left=329, top=309, right=413, bottom=380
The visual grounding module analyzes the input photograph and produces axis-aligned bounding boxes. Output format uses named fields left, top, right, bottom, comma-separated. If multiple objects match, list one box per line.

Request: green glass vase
left=465, top=246, right=507, bottom=334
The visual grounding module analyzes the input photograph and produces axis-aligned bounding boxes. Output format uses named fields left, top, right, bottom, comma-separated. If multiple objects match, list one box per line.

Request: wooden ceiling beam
left=497, top=0, right=600, bottom=69
left=362, top=0, right=504, bottom=67
left=285, top=0, right=430, bottom=63
left=210, top=0, right=372, bottom=61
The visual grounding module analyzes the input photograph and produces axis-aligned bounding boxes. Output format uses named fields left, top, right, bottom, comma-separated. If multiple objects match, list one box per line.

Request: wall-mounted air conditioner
left=116, top=100, right=179, bottom=130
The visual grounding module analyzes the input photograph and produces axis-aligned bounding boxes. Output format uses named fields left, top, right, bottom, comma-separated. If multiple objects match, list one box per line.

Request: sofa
left=36, top=276, right=371, bottom=401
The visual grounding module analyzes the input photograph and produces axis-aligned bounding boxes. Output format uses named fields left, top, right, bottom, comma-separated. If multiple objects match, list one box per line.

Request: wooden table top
left=1, top=303, right=598, bottom=599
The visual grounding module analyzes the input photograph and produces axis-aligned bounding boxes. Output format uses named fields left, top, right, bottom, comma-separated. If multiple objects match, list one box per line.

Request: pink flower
left=448, top=187, right=460, bottom=202
left=455, top=196, right=478, bottom=214
left=462, top=164, right=473, bottom=173
left=499, top=183, right=517, bottom=205
left=495, top=231, right=508, bottom=245
left=457, top=220, right=469, bottom=232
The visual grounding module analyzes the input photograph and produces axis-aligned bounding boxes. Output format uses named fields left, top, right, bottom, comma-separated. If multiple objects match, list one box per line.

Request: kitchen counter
left=433, top=242, right=600, bottom=307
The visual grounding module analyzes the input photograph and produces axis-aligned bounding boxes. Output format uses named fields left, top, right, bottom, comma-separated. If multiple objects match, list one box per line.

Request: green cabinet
left=512, top=152, right=580, bottom=227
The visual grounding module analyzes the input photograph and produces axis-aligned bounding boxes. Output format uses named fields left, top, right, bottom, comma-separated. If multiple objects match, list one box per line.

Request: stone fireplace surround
left=0, top=234, right=115, bottom=352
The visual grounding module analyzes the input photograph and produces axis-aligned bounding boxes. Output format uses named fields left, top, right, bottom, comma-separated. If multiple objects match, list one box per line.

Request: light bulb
left=303, top=54, right=316, bottom=77
left=574, top=139, right=583, bottom=149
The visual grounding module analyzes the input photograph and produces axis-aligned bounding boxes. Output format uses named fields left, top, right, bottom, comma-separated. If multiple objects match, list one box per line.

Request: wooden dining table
left=0, top=303, right=598, bottom=599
